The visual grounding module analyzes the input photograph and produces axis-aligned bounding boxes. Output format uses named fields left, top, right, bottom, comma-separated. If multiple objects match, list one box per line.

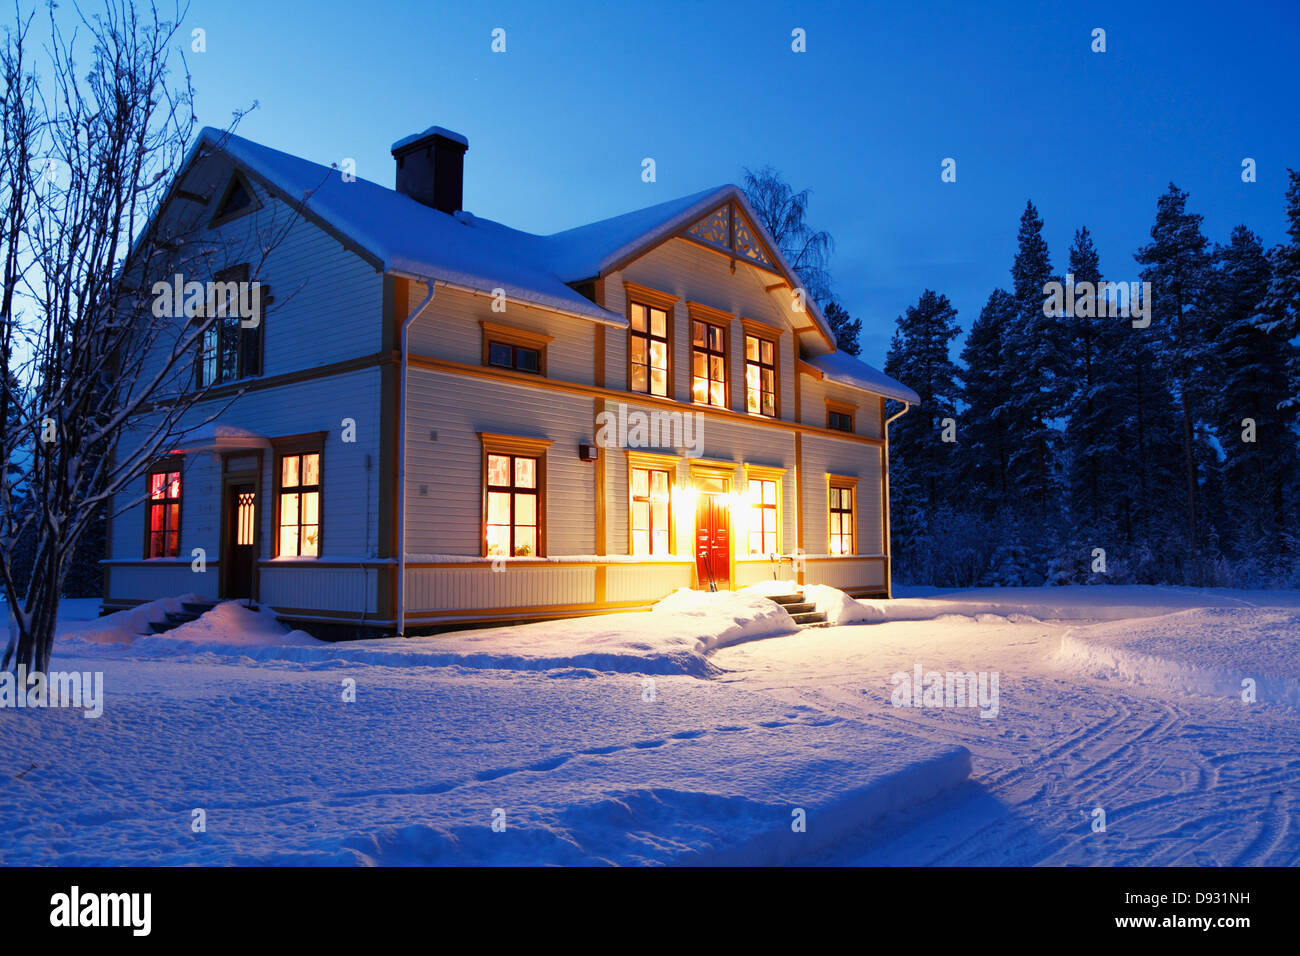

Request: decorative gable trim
left=681, top=199, right=779, bottom=273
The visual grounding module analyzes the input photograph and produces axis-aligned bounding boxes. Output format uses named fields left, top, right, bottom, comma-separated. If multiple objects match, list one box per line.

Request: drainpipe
left=393, top=273, right=438, bottom=637
left=882, top=401, right=910, bottom=600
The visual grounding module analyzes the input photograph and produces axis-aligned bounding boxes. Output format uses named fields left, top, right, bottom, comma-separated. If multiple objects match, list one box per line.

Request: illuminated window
left=630, top=302, right=670, bottom=397
left=146, top=464, right=182, bottom=558
left=277, top=452, right=320, bottom=556
left=486, top=454, right=539, bottom=556
left=744, top=333, right=777, bottom=417
left=631, top=467, right=672, bottom=555
left=828, top=480, right=856, bottom=555
left=748, top=478, right=778, bottom=555
left=692, top=319, right=727, bottom=407
left=235, top=491, right=256, bottom=546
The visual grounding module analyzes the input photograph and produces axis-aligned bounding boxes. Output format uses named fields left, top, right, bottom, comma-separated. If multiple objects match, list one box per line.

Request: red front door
left=694, top=493, right=730, bottom=590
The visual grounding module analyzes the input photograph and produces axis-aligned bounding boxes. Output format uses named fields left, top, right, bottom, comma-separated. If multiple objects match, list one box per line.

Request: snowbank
left=1057, top=606, right=1300, bottom=708
left=56, top=597, right=321, bottom=663
left=651, top=587, right=795, bottom=651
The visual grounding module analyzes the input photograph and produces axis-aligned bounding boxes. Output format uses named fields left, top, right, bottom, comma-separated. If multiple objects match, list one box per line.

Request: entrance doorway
left=694, top=491, right=731, bottom=590
left=223, top=482, right=257, bottom=599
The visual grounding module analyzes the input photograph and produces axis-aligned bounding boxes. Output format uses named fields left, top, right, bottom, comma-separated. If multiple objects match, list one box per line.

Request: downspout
left=394, top=273, right=437, bottom=637
left=882, top=401, right=910, bottom=600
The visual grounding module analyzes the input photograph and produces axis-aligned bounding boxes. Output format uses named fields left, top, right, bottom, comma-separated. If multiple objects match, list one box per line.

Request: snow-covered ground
left=2, top=584, right=1297, bottom=865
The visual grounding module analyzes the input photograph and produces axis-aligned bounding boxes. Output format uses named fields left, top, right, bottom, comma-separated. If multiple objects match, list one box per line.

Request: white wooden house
left=102, top=126, right=918, bottom=636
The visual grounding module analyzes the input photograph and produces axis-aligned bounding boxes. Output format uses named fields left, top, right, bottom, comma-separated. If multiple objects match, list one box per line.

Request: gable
left=681, top=200, right=778, bottom=273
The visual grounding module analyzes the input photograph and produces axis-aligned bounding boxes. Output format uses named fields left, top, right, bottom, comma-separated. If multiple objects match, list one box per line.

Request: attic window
left=210, top=172, right=258, bottom=226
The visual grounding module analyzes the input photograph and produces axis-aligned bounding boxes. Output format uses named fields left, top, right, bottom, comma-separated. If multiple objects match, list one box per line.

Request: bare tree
left=742, top=165, right=835, bottom=307
left=0, top=0, right=308, bottom=672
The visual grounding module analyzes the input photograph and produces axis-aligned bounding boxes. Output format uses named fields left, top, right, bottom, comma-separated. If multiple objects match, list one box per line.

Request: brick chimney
left=390, top=126, right=468, bottom=215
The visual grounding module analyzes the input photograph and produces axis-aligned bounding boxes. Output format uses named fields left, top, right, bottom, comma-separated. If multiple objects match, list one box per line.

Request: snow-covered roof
left=198, top=128, right=623, bottom=325
left=806, top=351, right=920, bottom=405
left=192, top=129, right=915, bottom=401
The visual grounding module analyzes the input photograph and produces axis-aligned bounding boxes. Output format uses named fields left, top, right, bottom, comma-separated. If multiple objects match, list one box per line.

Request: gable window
left=196, top=264, right=264, bottom=387
left=743, top=324, right=778, bottom=417
left=209, top=171, right=261, bottom=228
left=480, top=320, right=551, bottom=377
left=826, top=400, right=856, bottom=433
left=276, top=450, right=321, bottom=557
left=828, top=476, right=857, bottom=556
left=480, top=433, right=552, bottom=558
left=691, top=319, right=728, bottom=407
left=146, top=462, right=182, bottom=558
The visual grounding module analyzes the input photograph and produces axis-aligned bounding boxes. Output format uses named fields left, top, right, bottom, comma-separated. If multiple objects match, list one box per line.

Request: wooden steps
left=765, top=590, right=828, bottom=627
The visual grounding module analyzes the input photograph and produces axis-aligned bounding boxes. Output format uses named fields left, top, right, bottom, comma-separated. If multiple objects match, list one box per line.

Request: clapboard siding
left=801, top=435, right=884, bottom=556
left=259, top=564, right=378, bottom=614
left=140, top=152, right=383, bottom=386
left=109, top=366, right=383, bottom=567
left=403, top=283, right=598, bottom=385
left=799, top=371, right=886, bottom=439
left=806, top=557, right=886, bottom=591
left=405, top=565, right=596, bottom=610
left=106, top=562, right=208, bottom=602
left=604, top=563, right=693, bottom=603
left=404, top=368, right=598, bottom=556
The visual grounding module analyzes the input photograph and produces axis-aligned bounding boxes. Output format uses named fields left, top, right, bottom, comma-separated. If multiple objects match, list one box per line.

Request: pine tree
left=1135, top=184, right=1213, bottom=579
left=958, top=288, right=1016, bottom=507
left=885, top=290, right=962, bottom=510
left=1207, top=225, right=1298, bottom=568
left=1004, top=201, right=1063, bottom=512
left=1061, top=227, right=1126, bottom=534
left=884, top=290, right=962, bottom=580
left=1256, top=169, right=1300, bottom=412
left=822, top=300, right=863, bottom=356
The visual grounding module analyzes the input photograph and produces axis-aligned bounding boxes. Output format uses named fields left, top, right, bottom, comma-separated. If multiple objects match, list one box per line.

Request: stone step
left=166, top=611, right=199, bottom=625
left=148, top=620, right=177, bottom=634
left=780, top=601, right=816, bottom=615
left=182, top=601, right=217, bottom=615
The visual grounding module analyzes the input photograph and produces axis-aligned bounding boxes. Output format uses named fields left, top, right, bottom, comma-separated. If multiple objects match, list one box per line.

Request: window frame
left=272, top=433, right=326, bottom=558
left=624, top=283, right=678, bottom=399
left=826, top=399, right=857, bottom=433
left=741, top=319, right=781, bottom=419
left=144, top=458, right=184, bottom=558
left=827, top=474, right=859, bottom=556
left=194, top=263, right=265, bottom=388
left=743, top=464, right=786, bottom=557
left=208, top=170, right=262, bottom=229
left=479, top=433, right=553, bottom=558
left=480, top=320, right=552, bottom=377
left=626, top=450, right=680, bottom=556
left=688, top=301, right=733, bottom=410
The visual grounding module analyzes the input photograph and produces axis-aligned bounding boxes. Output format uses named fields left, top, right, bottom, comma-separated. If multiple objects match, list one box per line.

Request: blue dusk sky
left=168, top=0, right=1299, bottom=364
